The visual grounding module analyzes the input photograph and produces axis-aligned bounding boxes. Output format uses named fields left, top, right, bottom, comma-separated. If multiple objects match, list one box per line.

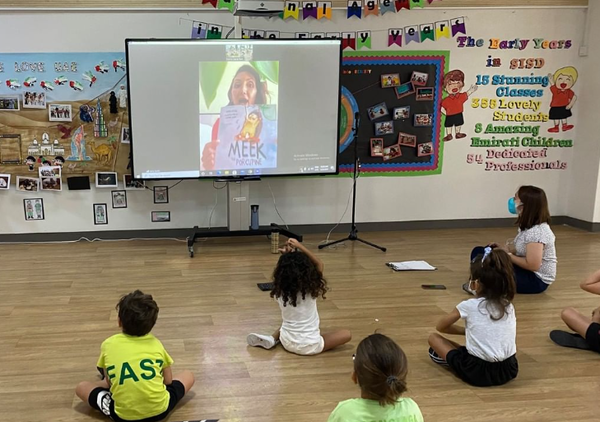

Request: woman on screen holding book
left=201, top=65, right=268, bottom=171
left=464, top=185, right=557, bottom=295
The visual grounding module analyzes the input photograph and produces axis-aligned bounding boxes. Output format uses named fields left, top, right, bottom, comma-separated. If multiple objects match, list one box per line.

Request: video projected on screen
left=199, top=59, right=279, bottom=175
left=126, top=39, right=341, bottom=180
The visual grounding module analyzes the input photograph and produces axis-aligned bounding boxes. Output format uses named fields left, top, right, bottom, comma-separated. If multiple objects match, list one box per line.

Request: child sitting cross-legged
left=76, top=290, right=195, bottom=422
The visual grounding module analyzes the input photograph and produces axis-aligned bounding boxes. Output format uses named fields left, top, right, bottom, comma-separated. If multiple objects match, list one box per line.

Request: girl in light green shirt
left=328, top=334, right=424, bottom=422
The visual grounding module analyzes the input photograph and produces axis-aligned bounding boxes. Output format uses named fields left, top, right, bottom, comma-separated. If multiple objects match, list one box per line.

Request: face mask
left=508, top=197, right=519, bottom=215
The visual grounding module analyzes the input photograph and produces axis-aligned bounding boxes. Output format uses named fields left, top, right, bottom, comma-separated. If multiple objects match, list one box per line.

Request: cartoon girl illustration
left=548, top=66, right=578, bottom=133
left=440, top=70, right=478, bottom=142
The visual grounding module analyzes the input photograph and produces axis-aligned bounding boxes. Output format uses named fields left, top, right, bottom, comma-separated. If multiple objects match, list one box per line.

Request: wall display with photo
left=111, top=190, right=127, bottom=208
left=367, top=102, right=389, bottom=121
left=40, top=176, right=62, bottom=191
left=22, top=92, right=46, bottom=109
left=96, top=172, right=118, bottom=188
left=0, top=52, right=130, bottom=178
left=16, top=176, right=39, bottom=192
left=93, top=203, right=108, bottom=225
left=381, top=73, right=401, bottom=88
left=0, top=96, right=20, bottom=111
left=0, top=174, right=10, bottom=190
left=48, top=104, right=72, bottom=122
left=23, top=198, right=44, bottom=221
left=153, top=186, right=169, bottom=204
left=121, top=127, right=130, bottom=144
left=151, top=211, right=171, bottom=222
left=123, top=174, right=145, bottom=190
left=339, top=51, right=445, bottom=176
left=418, top=142, right=434, bottom=157
left=370, top=138, right=383, bottom=157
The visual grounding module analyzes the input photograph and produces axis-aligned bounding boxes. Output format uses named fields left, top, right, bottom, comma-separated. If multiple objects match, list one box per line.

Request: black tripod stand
left=319, top=112, right=386, bottom=252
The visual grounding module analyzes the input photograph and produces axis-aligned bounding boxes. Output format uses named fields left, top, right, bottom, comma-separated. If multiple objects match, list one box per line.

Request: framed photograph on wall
left=23, top=198, right=44, bottom=221
left=96, top=172, right=118, bottom=188
left=23, top=92, right=47, bottom=109
left=48, top=104, right=72, bottom=122
left=111, top=190, right=127, bottom=209
left=151, top=211, right=171, bottom=222
left=153, top=186, right=169, bottom=204
left=416, top=87, right=434, bottom=101
left=0, top=96, right=20, bottom=111
left=418, top=142, right=434, bottom=157
left=93, top=203, right=108, bottom=225
left=0, top=174, right=11, bottom=190
left=123, top=174, right=145, bottom=190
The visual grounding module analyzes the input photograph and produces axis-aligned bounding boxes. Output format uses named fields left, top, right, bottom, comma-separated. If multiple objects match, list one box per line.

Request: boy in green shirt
left=76, top=290, right=195, bottom=422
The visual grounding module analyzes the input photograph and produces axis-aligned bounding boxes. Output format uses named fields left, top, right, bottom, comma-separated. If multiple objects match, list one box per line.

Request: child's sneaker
left=247, top=333, right=277, bottom=350
left=429, top=347, right=449, bottom=366
left=462, top=282, right=476, bottom=295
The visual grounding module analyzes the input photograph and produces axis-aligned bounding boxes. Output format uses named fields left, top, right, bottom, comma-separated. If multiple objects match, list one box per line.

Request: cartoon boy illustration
left=441, top=70, right=478, bottom=142
left=548, top=66, right=578, bottom=133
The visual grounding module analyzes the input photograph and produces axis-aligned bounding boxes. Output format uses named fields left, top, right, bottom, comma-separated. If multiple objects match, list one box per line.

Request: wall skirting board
left=0, top=216, right=597, bottom=243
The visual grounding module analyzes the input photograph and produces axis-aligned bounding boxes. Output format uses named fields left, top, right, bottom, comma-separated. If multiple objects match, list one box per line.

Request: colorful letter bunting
left=364, top=0, right=379, bottom=16
left=395, top=0, right=410, bottom=11
left=217, top=0, right=234, bottom=12
left=420, top=23, right=435, bottom=42
left=347, top=0, right=362, bottom=18
left=380, top=0, right=395, bottom=14
left=284, top=1, right=300, bottom=19
left=435, top=20, right=451, bottom=39
left=317, top=1, right=332, bottom=19
left=192, top=22, right=207, bottom=39
left=405, top=25, right=420, bottom=44
left=207, top=24, right=222, bottom=39
left=342, top=32, right=357, bottom=50
left=202, top=0, right=218, bottom=7
left=357, top=31, right=372, bottom=49
left=388, top=28, right=402, bottom=47
left=302, top=1, right=318, bottom=19
left=451, top=17, right=467, bottom=36
left=410, top=0, right=425, bottom=7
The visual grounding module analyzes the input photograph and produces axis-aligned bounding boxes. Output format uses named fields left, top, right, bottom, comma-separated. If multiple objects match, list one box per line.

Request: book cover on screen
left=215, top=105, right=277, bottom=170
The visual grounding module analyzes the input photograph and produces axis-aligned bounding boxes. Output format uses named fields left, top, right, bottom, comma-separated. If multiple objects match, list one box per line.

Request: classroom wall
left=0, top=7, right=588, bottom=234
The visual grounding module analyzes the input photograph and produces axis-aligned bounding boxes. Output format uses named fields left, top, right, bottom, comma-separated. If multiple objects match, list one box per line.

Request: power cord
left=267, top=181, right=289, bottom=230
left=319, top=171, right=358, bottom=249
left=0, top=237, right=187, bottom=245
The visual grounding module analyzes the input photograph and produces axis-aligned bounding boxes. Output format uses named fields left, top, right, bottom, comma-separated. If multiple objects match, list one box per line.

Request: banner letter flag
left=202, top=0, right=218, bottom=7
left=357, top=31, right=371, bottom=49
left=217, top=0, right=235, bottom=12
left=192, top=21, right=207, bottom=39
left=326, top=32, right=341, bottom=39
left=380, top=0, right=395, bottom=15
left=317, top=2, right=332, bottom=19
left=395, top=0, right=410, bottom=11
left=410, top=0, right=425, bottom=7
left=311, top=32, right=325, bottom=38
left=364, top=0, right=379, bottom=16
left=252, top=30, right=265, bottom=39
left=342, top=32, right=356, bottom=50
left=295, top=32, right=309, bottom=38
left=388, top=28, right=402, bottom=47
left=241, top=29, right=251, bottom=39
left=420, top=23, right=435, bottom=42
left=405, top=25, right=420, bottom=44
left=284, top=2, right=300, bottom=19
left=347, top=0, right=362, bottom=18
left=451, top=17, right=467, bottom=36
left=266, top=30, right=280, bottom=38
left=435, top=20, right=450, bottom=39
left=303, top=2, right=318, bottom=19
left=207, top=25, right=223, bottom=39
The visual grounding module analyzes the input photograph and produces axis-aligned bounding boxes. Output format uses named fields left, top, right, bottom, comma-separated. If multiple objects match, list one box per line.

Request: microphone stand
left=319, top=112, right=386, bottom=252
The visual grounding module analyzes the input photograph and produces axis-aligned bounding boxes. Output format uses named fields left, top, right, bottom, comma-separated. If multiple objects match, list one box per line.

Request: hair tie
left=386, top=375, right=397, bottom=386
left=481, top=246, right=492, bottom=266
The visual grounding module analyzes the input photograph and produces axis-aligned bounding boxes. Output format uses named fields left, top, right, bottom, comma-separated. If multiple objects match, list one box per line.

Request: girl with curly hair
left=247, top=238, right=351, bottom=355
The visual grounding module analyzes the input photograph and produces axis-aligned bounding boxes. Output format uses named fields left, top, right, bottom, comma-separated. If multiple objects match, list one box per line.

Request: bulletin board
left=0, top=53, right=129, bottom=179
left=339, top=51, right=449, bottom=176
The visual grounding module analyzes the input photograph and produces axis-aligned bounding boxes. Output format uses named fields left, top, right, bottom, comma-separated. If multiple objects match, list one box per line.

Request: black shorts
left=446, top=347, right=518, bottom=387
left=549, top=106, right=572, bottom=120
left=585, top=322, right=600, bottom=353
left=444, top=112, right=464, bottom=128
left=89, top=381, right=185, bottom=422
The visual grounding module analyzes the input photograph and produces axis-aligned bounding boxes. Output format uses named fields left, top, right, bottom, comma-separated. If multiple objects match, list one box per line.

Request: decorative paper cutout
left=202, top=0, right=218, bottom=7
left=388, top=28, right=403, bottom=47
left=207, top=25, right=223, bottom=39
left=192, top=22, right=207, bottom=39
left=295, top=32, right=310, bottom=38
left=395, top=0, right=410, bottom=11
left=410, top=0, right=425, bottom=7
left=326, top=32, right=341, bottom=39
left=266, top=31, right=280, bottom=39
left=317, top=2, right=332, bottom=19
left=217, top=0, right=235, bottom=12
left=347, top=0, right=362, bottom=18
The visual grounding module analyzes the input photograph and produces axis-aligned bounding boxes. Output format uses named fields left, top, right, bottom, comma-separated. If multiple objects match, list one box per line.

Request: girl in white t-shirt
left=247, top=238, right=351, bottom=355
left=429, top=247, right=518, bottom=387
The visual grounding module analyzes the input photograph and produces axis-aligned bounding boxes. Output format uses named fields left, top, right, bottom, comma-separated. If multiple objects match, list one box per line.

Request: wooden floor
left=1, top=225, right=599, bottom=422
